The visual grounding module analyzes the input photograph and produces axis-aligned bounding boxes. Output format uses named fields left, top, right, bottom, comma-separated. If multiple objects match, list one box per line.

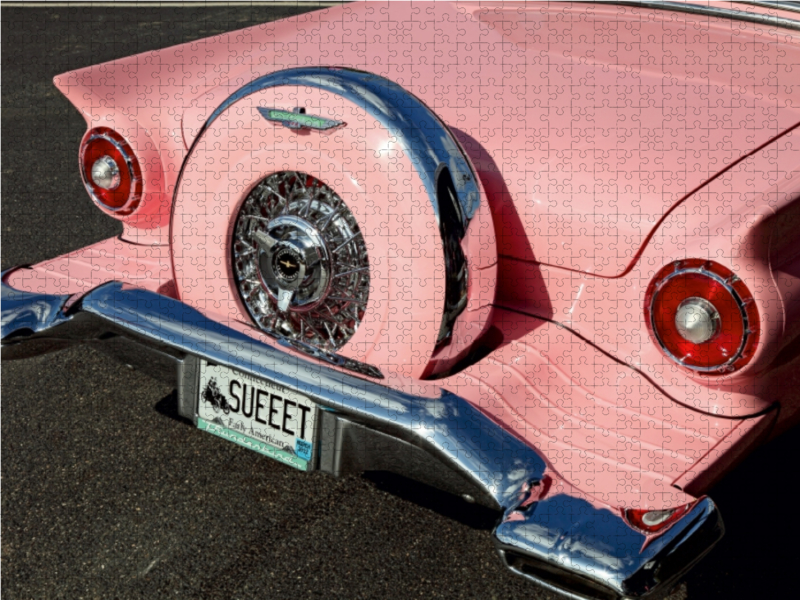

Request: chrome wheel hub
left=255, top=216, right=331, bottom=312
left=233, top=172, right=369, bottom=352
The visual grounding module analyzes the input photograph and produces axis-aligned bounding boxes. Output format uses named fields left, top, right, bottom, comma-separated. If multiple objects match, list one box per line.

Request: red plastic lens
left=653, top=272, right=742, bottom=368
left=80, top=128, right=142, bottom=213
left=624, top=503, right=691, bottom=534
left=645, top=260, right=759, bottom=373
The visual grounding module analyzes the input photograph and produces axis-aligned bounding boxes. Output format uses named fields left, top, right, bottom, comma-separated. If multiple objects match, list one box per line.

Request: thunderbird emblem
left=258, top=106, right=345, bottom=130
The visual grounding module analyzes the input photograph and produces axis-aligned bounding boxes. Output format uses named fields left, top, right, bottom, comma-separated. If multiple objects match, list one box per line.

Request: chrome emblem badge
left=257, top=106, right=344, bottom=130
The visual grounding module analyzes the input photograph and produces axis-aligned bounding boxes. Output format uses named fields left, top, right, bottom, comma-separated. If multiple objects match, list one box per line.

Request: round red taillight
left=645, top=259, right=759, bottom=374
left=79, top=127, right=142, bottom=214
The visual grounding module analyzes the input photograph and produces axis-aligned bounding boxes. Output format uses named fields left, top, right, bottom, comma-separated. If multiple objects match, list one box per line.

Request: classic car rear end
left=4, top=2, right=800, bottom=598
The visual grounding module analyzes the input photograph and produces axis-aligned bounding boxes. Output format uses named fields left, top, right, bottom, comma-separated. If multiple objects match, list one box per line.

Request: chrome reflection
left=1, top=268, right=73, bottom=341
left=495, top=493, right=724, bottom=598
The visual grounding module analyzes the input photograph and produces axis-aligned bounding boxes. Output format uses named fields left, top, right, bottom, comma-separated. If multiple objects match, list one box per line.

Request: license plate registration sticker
left=196, top=361, right=317, bottom=471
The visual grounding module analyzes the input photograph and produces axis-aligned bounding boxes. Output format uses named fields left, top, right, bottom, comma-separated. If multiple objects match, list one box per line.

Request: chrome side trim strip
left=257, top=106, right=345, bottom=130
left=738, top=1, right=800, bottom=16
left=611, top=0, right=800, bottom=31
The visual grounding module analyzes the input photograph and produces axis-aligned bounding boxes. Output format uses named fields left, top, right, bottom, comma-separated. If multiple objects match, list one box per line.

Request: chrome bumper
left=1, top=272, right=724, bottom=599
left=495, top=491, right=723, bottom=600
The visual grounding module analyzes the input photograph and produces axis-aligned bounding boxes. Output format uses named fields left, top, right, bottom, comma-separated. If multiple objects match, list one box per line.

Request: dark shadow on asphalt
left=154, top=390, right=193, bottom=426
left=362, top=471, right=501, bottom=531
left=683, top=427, right=800, bottom=598
left=153, top=383, right=501, bottom=530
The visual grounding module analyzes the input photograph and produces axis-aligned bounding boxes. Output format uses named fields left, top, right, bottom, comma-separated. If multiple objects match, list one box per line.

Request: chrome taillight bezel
left=79, top=127, right=142, bottom=215
left=644, top=259, right=760, bottom=374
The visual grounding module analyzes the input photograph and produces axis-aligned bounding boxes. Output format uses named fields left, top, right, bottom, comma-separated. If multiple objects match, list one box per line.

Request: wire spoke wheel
left=232, top=171, right=369, bottom=352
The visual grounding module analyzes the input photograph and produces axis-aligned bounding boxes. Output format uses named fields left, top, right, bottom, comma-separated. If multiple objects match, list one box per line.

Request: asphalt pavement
left=2, top=5, right=799, bottom=600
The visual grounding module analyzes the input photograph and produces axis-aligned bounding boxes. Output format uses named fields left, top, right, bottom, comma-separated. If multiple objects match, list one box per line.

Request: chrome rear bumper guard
left=495, top=491, right=723, bottom=600
left=1, top=272, right=724, bottom=599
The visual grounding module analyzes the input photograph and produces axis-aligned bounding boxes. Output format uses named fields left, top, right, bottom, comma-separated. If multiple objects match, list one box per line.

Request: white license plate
left=196, top=360, right=317, bottom=471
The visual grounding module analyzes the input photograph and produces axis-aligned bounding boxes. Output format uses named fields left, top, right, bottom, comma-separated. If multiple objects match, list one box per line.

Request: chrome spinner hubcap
left=255, top=216, right=331, bottom=312
left=232, top=172, right=369, bottom=352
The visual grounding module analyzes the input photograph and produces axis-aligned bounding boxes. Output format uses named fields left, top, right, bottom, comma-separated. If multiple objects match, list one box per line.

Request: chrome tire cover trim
left=202, top=67, right=480, bottom=226
left=183, top=66, right=481, bottom=355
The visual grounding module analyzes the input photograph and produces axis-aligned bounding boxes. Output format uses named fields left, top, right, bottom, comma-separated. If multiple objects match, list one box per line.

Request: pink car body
left=3, top=2, right=800, bottom=598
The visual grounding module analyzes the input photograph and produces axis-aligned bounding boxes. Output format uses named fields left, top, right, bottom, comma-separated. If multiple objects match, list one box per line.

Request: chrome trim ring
left=79, top=129, right=142, bottom=214
left=232, top=171, right=369, bottom=353
left=647, top=262, right=757, bottom=373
